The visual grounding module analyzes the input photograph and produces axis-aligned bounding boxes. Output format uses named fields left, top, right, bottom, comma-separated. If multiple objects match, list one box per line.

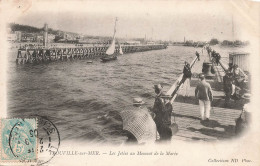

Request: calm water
left=7, top=45, right=246, bottom=144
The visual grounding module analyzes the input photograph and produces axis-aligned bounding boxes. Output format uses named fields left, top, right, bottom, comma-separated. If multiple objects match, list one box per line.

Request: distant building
left=57, top=30, right=64, bottom=37
left=36, top=35, right=44, bottom=43
left=64, top=33, right=74, bottom=40
left=21, top=33, right=36, bottom=42
left=7, top=33, right=17, bottom=41
left=57, top=39, right=67, bottom=43
left=48, top=34, right=55, bottom=43
left=125, top=41, right=141, bottom=45
left=147, top=41, right=155, bottom=45
left=15, top=31, right=22, bottom=42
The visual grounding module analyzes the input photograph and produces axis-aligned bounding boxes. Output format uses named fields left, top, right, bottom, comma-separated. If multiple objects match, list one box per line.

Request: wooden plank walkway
left=171, top=51, right=242, bottom=141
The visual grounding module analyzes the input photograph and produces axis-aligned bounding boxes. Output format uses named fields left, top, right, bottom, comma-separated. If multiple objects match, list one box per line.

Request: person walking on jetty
left=196, top=51, right=200, bottom=61
left=215, top=53, right=221, bottom=66
left=195, top=74, right=213, bottom=121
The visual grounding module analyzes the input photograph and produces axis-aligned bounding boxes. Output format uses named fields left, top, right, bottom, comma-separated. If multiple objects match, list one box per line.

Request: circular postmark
left=36, top=116, right=60, bottom=165
left=7, top=117, right=60, bottom=165
left=8, top=119, right=37, bottom=162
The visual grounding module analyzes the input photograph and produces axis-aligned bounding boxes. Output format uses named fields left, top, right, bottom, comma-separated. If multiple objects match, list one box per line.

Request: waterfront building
left=15, top=31, right=22, bottom=42
left=21, top=33, right=36, bottom=42
left=48, top=34, right=55, bottom=43
left=125, top=41, right=141, bottom=45
left=36, top=35, right=44, bottom=43
left=147, top=41, right=155, bottom=45
left=7, top=33, right=17, bottom=41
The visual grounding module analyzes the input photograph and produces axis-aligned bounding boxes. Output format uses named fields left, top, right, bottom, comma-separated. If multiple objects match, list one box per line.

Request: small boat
left=100, top=56, right=117, bottom=62
left=101, top=18, right=119, bottom=62
left=87, top=60, right=93, bottom=63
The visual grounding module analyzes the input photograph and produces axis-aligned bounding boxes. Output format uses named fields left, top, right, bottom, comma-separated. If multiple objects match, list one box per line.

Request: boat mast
left=105, top=17, right=118, bottom=55
left=232, top=15, right=234, bottom=43
left=113, top=17, right=118, bottom=39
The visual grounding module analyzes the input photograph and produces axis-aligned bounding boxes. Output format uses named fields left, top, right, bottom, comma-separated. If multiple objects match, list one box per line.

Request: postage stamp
left=0, top=118, right=37, bottom=162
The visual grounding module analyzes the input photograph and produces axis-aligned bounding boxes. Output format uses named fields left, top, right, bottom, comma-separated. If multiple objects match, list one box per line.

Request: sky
left=7, top=0, right=256, bottom=41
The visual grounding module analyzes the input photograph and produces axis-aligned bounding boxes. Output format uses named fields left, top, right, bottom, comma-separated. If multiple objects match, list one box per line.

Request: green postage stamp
left=0, top=118, right=37, bottom=162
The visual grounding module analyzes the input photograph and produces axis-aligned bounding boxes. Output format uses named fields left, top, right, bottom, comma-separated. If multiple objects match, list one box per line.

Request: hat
left=199, top=73, right=205, bottom=79
left=242, top=93, right=251, bottom=100
left=233, top=64, right=238, bottom=69
left=185, top=61, right=190, bottom=65
left=133, top=98, right=145, bottom=105
left=153, top=84, right=163, bottom=91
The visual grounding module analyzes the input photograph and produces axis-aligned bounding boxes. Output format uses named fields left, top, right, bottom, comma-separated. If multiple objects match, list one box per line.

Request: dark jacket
left=153, top=94, right=164, bottom=126
left=223, top=74, right=233, bottom=94
left=195, top=80, right=213, bottom=101
left=162, top=102, right=172, bottom=126
left=183, top=64, right=192, bottom=79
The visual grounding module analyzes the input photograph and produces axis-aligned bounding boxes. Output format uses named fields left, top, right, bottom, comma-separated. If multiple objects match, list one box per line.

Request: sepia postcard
left=0, top=0, right=259, bottom=165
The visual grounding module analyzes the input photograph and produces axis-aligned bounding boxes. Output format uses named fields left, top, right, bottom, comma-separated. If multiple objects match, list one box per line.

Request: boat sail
left=105, top=32, right=116, bottom=55
left=101, top=18, right=118, bottom=62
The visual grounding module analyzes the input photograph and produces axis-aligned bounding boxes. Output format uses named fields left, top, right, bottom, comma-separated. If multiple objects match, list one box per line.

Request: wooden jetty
left=16, top=44, right=167, bottom=64
left=15, top=23, right=167, bottom=64
left=169, top=49, right=244, bottom=141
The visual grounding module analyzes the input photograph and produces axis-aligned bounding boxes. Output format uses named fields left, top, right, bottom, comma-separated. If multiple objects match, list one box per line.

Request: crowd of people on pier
left=205, top=46, right=250, bottom=107
left=120, top=46, right=250, bottom=145
left=223, top=64, right=249, bottom=105
left=206, top=46, right=251, bottom=135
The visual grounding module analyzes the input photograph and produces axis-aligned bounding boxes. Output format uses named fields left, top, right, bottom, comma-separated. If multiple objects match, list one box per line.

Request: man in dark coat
left=223, top=72, right=233, bottom=106
left=215, top=53, right=221, bottom=66
left=153, top=84, right=164, bottom=131
left=182, top=61, right=192, bottom=97
left=159, top=94, right=173, bottom=141
left=183, top=61, right=192, bottom=81
left=195, top=51, right=200, bottom=61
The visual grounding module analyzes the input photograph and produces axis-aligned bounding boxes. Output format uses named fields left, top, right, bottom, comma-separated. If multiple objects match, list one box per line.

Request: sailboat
left=100, top=18, right=119, bottom=62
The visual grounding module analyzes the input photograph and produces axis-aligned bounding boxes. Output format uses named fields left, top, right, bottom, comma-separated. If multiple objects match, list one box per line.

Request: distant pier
left=16, top=44, right=167, bottom=64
